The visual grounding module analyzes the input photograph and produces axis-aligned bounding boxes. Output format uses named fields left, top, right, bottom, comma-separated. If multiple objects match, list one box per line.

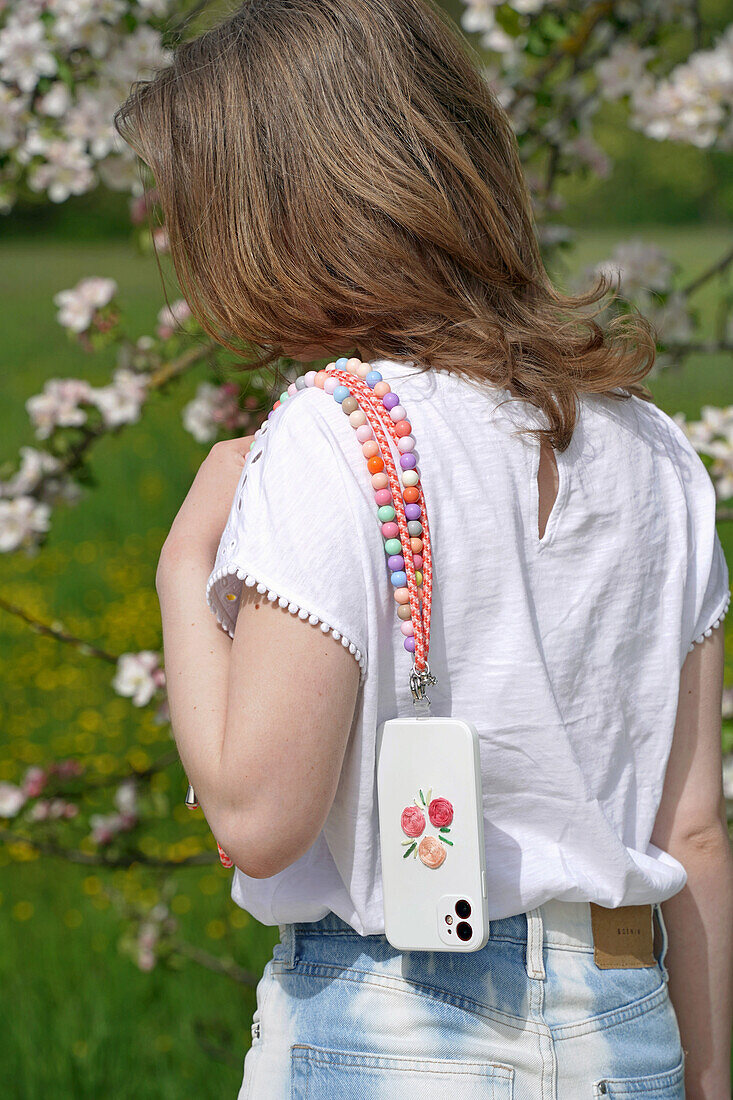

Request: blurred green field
left=0, top=231, right=731, bottom=1098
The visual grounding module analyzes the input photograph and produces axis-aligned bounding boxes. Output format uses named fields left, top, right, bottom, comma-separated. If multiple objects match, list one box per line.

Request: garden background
left=0, top=0, right=731, bottom=1096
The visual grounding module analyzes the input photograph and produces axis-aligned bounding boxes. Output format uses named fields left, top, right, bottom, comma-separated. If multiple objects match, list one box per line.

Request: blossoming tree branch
left=0, top=0, right=731, bottom=977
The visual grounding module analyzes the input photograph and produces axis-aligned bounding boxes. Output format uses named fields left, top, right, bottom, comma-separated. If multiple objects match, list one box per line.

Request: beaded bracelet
left=188, top=355, right=436, bottom=867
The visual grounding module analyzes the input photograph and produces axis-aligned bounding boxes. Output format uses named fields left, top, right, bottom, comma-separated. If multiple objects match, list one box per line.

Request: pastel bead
left=395, top=420, right=412, bottom=438
left=403, top=636, right=416, bottom=653
left=366, top=371, right=382, bottom=387
left=389, top=404, right=406, bottom=421
left=304, top=370, right=317, bottom=386
left=333, top=385, right=350, bottom=403
left=356, top=424, right=372, bottom=443
left=401, top=621, right=414, bottom=636
left=383, top=392, right=400, bottom=410
left=375, top=489, right=393, bottom=506
left=394, top=586, right=410, bottom=603
left=279, top=391, right=289, bottom=403
left=272, top=401, right=281, bottom=410
left=367, top=456, right=384, bottom=474
left=405, top=503, right=421, bottom=521
left=362, top=440, right=380, bottom=458
left=345, top=357, right=361, bottom=372
left=413, top=553, right=423, bottom=570
left=402, top=470, right=419, bottom=486
left=335, top=357, right=349, bottom=369
left=288, top=382, right=298, bottom=395
left=403, top=486, right=419, bottom=503
left=373, top=381, right=390, bottom=398
left=349, top=410, right=367, bottom=428
left=407, top=520, right=423, bottom=536
left=295, top=375, right=307, bottom=390
left=397, top=603, right=413, bottom=621
left=415, top=570, right=423, bottom=585
left=341, top=395, right=359, bottom=414
left=387, top=554, right=404, bottom=570
left=398, top=435, right=415, bottom=452
left=315, top=370, right=327, bottom=388
left=384, top=538, right=402, bottom=555
left=381, top=521, right=399, bottom=538
left=410, top=537, right=423, bottom=553
left=391, top=571, right=407, bottom=587
left=372, top=472, right=389, bottom=489
left=324, top=376, right=338, bottom=394
left=356, top=362, right=371, bottom=378
left=400, top=453, right=417, bottom=470
left=377, top=504, right=396, bottom=522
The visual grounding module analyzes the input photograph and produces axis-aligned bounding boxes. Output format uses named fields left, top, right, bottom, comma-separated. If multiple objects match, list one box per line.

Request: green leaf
left=403, top=842, right=416, bottom=858
left=439, top=836, right=453, bottom=846
left=440, top=827, right=451, bottom=833
left=419, top=789, right=425, bottom=805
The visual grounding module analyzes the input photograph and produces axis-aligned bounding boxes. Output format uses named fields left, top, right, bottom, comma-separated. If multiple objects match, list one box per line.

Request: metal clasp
left=409, top=661, right=437, bottom=711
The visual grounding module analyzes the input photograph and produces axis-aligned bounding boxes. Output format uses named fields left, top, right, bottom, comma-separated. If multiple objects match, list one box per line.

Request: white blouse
left=207, top=358, right=730, bottom=932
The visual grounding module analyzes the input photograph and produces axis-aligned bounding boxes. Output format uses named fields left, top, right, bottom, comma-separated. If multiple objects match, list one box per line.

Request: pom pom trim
left=206, top=563, right=367, bottom=682
left=688, top=589, right=730, bottom=651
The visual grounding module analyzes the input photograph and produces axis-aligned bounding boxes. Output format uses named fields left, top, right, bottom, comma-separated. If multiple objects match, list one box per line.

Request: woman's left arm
left=156, top=438, right=361, bottom=879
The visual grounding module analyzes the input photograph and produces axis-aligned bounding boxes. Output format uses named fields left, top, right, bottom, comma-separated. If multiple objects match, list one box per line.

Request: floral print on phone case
left=400, top=787, right=454, bottom=867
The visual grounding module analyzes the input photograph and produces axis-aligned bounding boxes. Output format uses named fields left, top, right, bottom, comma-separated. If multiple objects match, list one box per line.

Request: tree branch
left=0, top=595, right=119, bottom=663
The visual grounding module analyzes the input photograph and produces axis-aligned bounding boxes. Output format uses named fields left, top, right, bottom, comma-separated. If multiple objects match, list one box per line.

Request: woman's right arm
left=650, top=625, right=733, bottom=1100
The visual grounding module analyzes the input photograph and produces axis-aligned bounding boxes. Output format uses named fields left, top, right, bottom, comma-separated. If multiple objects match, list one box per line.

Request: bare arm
left=651, top=625, right=733, bottom=1100
left=156, top=438, right=361, bottom=878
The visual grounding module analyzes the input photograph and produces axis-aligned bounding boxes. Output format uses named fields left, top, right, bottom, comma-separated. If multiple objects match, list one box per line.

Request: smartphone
left=376, top=715, right=489, bottom=952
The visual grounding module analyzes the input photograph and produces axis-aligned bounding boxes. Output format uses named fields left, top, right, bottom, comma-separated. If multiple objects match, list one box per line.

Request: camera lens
left=456, top=921, right=472, bottom=941
left=455, top=899, right=471, bottom=919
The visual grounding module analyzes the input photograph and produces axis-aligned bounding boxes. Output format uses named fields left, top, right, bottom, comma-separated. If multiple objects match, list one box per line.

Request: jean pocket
left=594, top=1053, right=685, bottom=1097
left=291, top=1044, right=514, bottom=1098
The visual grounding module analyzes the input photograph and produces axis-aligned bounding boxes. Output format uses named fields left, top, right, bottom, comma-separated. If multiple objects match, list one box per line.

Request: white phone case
left=376, top=715, right=489, bottom=952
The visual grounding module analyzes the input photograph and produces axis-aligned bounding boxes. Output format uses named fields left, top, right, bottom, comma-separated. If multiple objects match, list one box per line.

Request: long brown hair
left=115, top=0, right=656, bottom=450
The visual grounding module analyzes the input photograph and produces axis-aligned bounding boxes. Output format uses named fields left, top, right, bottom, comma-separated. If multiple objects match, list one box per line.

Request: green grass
left=0, top=230, right=731, bottom=1098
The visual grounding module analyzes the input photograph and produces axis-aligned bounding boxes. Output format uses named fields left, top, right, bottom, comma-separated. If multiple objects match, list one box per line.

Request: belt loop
left=653, top=903, right=670, bottom=982
left=525, top=907, right=546, bottom=980
left=276, top=923, right=298, bottom=970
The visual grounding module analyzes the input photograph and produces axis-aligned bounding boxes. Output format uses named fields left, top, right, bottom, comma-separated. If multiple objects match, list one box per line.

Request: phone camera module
left=455, top=899, right=471, bottom=919
left=456, top=921, right=472, bottom=941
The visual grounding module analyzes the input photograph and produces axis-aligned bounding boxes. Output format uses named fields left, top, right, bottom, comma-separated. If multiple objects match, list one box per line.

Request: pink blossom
left=22, top=766, right=47, bottom=797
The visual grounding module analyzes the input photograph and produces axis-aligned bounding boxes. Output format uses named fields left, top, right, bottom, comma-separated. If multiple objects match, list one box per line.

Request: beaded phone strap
left=187, top=355, right=436, bottom=867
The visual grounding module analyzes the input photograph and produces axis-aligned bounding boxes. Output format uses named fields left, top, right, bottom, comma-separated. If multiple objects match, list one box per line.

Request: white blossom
left=105, top=25, right=171, bottom=89
left=26, top=378, right=94, bottom=438
left=0, top=496, right=51, bottom=552
left=91, top=368, right=149, bottom=428
left=112, top=651, right=163, bottom=707
left=3, top=447, right=61, bottom=498
left=64, top=88, right=120, bottom=159
left=156, top=298, right=192, bottom=340
left=37, top=82, right=72, bottom=118
left=114, top=778, right=138, bottom=817
left=0, top=18, right=57, bottom=93
left=597, top=42, right=655, bottom=101
left=54, top=276, right=117, bottom=332
left=592, top=240, right=674, bottom=296
left=182, top=383, right=220, bottom=444
left=0, top=782, right=27, bottom=817
left=28, top=138, right=96, bottom=202
left=631, top=28, right=733, bottom=148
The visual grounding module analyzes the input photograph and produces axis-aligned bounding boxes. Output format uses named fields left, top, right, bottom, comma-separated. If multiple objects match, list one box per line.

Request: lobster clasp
left=409, top=661, right=437, bottom=714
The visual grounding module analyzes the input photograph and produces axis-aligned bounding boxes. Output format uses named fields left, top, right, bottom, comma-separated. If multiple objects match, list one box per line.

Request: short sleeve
left=206, top=390, right=369, bottom=681
left=688, top=526, right=730, bottom=652
left=672, top=422, right=731, bottom=654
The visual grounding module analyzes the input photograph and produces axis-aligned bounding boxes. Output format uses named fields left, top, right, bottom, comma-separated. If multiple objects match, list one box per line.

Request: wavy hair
left=115, top=0, right=656, bottom=450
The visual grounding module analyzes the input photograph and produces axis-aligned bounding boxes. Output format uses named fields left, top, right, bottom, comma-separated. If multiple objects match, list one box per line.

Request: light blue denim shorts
left=238, top=899, right=685, bottom=1098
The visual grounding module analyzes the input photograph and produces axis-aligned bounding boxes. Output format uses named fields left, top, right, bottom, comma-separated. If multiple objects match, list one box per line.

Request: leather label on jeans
left=590, top=903, right=656, bottom=969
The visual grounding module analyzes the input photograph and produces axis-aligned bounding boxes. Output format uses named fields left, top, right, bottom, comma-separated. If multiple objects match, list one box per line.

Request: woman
left=115, top=0, right=732, bottom=1095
